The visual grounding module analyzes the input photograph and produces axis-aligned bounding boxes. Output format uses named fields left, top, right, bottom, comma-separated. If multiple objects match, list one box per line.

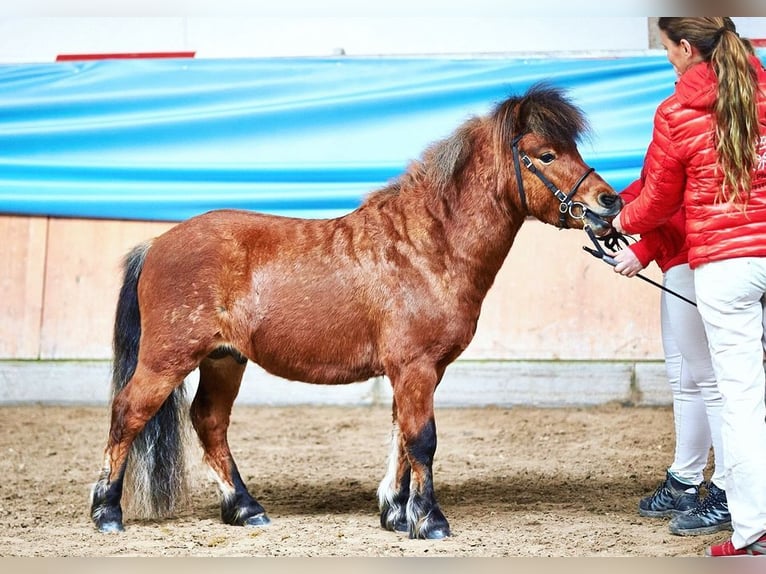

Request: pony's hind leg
left=377, top=399, right=411, bottom=533
left=387, top=363, right=450, bottom=539
left=91, top=363, right=189, bottom=532
left=191, top=349, right=270, bottom=527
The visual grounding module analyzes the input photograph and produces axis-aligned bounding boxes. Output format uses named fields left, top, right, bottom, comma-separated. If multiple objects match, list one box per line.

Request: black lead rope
left=582, top=226, right=698, bottom=307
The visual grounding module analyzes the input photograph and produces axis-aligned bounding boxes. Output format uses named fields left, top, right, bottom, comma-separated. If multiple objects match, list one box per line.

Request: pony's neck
left=369, top=168, right=525, bottom=300
left=429, top=177, right=525, bottom=297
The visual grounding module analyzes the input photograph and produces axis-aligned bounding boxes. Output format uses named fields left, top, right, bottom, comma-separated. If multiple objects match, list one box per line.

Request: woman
left=613, top=177, right=727, bottom=536
left=613, top=17, right=766, bottom=557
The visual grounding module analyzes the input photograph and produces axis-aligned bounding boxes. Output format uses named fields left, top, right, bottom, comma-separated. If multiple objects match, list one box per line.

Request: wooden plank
left=39, top=219, right=173, bottom=359
left=0, top=216, right=48, bottom=358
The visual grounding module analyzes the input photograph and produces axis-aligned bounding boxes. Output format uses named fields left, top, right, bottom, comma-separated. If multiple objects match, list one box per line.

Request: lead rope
left=582, top=226, right=698, bottom=307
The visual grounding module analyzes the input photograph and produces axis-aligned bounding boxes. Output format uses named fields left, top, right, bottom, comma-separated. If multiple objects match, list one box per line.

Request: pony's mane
left=422, top=119, right=479, bottom=193
left=362, top=82, right=589, bottom=205
left=366, top=118, right=479, bottom=204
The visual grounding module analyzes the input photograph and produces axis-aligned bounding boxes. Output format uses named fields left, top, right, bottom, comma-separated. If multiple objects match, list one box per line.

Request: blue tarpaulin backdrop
left=0, top=54, right=729, bottom=221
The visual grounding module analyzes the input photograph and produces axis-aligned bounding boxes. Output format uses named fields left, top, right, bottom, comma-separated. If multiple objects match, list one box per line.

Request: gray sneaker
left=638, top=471, right=700, bottom=518
left=668, top=482, right=732, bottom=536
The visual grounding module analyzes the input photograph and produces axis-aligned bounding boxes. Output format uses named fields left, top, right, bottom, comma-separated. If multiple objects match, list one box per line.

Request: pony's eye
left=539, top=152, right=556, bottom=165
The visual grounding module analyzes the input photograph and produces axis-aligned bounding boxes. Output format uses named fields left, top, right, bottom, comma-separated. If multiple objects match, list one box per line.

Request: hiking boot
left=706, top=533, right=766, bottom=556
left=638, top=471, right=700, bottom=518
left=669, top=482, right=731, bottom=536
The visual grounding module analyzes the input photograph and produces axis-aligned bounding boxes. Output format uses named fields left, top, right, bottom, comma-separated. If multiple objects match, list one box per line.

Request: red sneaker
left=706, top=534, right=766, bottom=556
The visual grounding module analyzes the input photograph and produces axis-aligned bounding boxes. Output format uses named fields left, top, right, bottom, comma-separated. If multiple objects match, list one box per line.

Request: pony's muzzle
left=597, top=192, right=623, bottom=214
left=584, top=193, right=622, bottom=235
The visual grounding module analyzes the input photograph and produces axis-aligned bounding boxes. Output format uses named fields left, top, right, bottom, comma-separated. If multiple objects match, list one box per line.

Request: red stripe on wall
left=751, top=39, right=766, bottom=47
left=56, top=52, right=196, bottom=62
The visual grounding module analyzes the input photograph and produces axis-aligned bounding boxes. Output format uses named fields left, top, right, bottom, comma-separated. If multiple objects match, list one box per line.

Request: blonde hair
left=658, top=17, right=760, bottom=206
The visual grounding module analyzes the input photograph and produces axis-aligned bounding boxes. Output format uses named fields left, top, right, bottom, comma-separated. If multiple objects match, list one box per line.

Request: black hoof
left=393, top=520, right=409, bottom=533
left=221, top=496, right=269, bottom=527
left=92, top=503, right=125, bottom=533
left=421, top=525, right=450, bottom=539
left=409, top=508, right=451, bottom=540
left=91, top=499, right=124, bottom=533
left=244, top=513, right=271, bottom=527
left=380, top=504, right=408, bottom=533
left=97, top=521, right=125, bottom=533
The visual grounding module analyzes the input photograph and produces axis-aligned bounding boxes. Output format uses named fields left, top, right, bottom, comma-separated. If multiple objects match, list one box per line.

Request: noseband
left=511, top=134, right=595, bottom=229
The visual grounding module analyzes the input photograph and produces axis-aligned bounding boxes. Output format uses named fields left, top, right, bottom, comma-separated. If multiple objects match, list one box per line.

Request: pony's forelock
left=493, top=82, right=591, bottom=149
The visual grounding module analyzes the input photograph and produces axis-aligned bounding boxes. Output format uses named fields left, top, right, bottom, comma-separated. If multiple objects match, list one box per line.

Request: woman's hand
left=612, top=247, right=644, bottom=277
left=612, top=211, right=625, bottom=234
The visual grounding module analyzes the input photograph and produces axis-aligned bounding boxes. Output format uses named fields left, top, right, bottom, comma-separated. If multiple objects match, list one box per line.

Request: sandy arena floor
left=0, top=402, right=726, bottom=557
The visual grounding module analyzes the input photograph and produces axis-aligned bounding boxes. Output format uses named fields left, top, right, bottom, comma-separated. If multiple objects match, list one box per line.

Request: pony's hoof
left=409, top=508, right=451, bottom=539
left=380, top=505, right=408, bottom=533
left=422, top=525, right=450, bottom=539
left=221, top=497, right=269, bottom=527
left=91, top=496, right=124, bottom=533
left=410, top=524, right=451, bottom=540
left=393, top=520, right=409, bottom=533
left=244, top=513, right=270, bottom=527
left=97, top=520, right=125, bottom=533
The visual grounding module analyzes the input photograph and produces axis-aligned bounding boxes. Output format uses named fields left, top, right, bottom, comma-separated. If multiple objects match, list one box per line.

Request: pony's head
left=492, top=83, right=622, bottom=233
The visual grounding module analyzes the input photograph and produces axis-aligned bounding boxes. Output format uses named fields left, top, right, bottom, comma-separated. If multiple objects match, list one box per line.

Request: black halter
left=511, top=133, right=595, bottom=229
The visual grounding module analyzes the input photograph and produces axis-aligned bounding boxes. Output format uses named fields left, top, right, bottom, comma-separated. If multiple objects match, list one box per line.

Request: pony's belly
left=257, top=355, right=382, bottom=386
left=247, top=330, right=383, bottom=386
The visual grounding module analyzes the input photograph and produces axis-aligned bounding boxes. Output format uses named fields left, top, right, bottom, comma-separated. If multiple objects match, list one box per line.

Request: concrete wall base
left=0, top=359, right=670, bottom=407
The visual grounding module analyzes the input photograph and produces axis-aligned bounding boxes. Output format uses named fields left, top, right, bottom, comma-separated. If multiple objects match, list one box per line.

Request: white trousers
left=695, top=257, right=766, bottom=549
left=661, top=264, right=723, bottom=487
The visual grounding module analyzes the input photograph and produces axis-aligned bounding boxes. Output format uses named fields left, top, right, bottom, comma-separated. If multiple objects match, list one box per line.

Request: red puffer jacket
left=620, top=177, right=687, bottom=273
left=619, top=55, right=766, bottom=269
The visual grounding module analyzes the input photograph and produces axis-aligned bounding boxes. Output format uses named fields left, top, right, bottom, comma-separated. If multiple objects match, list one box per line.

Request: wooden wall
left=0, top=214, right=663, bottom=361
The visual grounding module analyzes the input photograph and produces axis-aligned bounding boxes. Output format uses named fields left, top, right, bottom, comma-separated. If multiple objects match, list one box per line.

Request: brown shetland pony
left=90, top=83, right=622, bottom=539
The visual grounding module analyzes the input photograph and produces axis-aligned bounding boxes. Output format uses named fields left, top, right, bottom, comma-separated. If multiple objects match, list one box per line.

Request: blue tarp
left=0, top=55, right=704, bottom=221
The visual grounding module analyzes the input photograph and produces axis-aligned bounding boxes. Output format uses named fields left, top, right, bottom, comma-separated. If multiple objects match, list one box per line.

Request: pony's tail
left=111, top=241, right=191, bottom=519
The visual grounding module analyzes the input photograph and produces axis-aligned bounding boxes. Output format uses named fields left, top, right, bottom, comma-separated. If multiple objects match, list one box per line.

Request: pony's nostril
left=598, top=193, right=622, bottom=209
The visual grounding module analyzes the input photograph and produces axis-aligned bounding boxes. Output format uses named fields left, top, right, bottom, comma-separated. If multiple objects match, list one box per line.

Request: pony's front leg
left=377, top=403, right=411, bottom=533
left=191, top=353, right=270, bottom=527
left=389, top=364, right=450, bottom=539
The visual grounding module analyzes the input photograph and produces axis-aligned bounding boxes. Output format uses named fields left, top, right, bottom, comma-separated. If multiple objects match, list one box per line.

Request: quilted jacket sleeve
left=619, top=176, right=685, bottom=270
left=619, top=104, right=687, bottom=235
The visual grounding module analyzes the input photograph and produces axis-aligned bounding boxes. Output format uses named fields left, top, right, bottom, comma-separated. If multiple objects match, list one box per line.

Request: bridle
left=511, top=133, right=595, bottom=229
left=510, top=134, right=698, bottom=308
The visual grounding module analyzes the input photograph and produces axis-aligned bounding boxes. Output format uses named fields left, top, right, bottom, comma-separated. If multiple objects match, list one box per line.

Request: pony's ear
left=425, top=122, right=474, bottom=194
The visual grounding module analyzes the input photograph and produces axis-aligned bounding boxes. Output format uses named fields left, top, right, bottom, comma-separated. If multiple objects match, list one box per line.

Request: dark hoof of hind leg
left=97, top=520, right=125, bottom=533
left=244, top=513, right=271, bottom=527
left=91, top=503, right=124, bottom=532
left=91, top=492, right=124, bottom=533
